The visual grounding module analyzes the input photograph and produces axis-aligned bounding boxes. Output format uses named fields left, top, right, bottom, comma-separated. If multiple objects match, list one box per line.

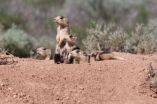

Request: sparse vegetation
left=0, top=25, right=35, bottom=57
left=125, top=24, right=157, bottom=54
left=83, top=23, right=157, bottom=54
left=0, top=25, right=55, bottom=58
left=0, top=0, right=156, bottom=56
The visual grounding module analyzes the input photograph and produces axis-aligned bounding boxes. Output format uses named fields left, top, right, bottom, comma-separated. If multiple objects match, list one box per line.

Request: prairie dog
left=67, top=48, right=90, bottom=64
left=32, top=47, right=51, bottom=60
left=91, top=51, right=124, bottom=61
left=54, top=16, right=71, bottom=49
left=54, top=16, right=78, bottom=64
left=61, top=36, right=77, bottom=53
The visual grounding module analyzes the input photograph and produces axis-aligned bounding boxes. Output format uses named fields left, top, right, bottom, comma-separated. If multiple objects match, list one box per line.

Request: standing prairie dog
left=54, top=16, right=77, bottom=64
left=91, top=51, right=124, bottom=61
left=54, top=16, right=72, bottom=48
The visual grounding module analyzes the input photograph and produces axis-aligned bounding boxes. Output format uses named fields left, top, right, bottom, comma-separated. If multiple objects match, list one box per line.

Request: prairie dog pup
left=61, top=36, right=77, bottom=53
left=32, top=47, right=51, bottom=60
left=67, top=47, right=90, bottom=64
left=91, top=51, right=124, bottom=61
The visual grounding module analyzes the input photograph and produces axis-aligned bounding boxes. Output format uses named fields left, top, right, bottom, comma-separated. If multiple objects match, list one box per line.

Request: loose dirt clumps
left=139, top=62, right=157, bottom=98
left=0, top=53, right=157, bottom=104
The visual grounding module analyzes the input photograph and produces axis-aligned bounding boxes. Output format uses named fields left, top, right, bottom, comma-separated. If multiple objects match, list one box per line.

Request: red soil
left=0, top=52, right=157, bottom=104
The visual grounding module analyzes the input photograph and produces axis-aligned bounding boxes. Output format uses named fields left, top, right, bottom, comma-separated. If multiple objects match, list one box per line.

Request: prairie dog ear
left=60, top=16, right=64, bottom=19
left=43, top=48, right=47, bottom=50
left=54, top=16, right=64, bottom=20
left=36, top=47, right=46, bottom=51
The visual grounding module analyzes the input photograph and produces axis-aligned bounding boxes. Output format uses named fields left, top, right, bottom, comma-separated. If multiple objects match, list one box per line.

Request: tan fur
left=54, top=16, right=77, bottom=58
left=61, top=36, right=77, bottom=53
left=54, top=16, right=78, bottom=64
left=34, top=47, right=51, bottom=60
left=92, top=51, right=124, bottom=61
left=68, top=49, right=90, bottom=64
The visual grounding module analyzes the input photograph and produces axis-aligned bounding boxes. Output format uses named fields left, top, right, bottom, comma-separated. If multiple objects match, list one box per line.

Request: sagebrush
left=0, top=25, right=55, bottom=57
left=83, top=23, right=157, bottom=54
left=0, top=25, right=35, bottom=57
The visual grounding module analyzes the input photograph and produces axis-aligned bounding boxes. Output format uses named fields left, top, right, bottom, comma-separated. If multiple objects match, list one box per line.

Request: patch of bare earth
left=0, top=53, right=157, bottom=104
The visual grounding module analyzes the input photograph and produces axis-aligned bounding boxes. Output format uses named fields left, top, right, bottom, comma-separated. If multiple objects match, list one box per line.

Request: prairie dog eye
left=43, top=48, right=47, bottom=50
left=60, top=16, right=64, bottom=19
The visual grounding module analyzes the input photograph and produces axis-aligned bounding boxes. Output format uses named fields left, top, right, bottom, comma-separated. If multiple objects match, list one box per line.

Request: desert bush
left=36, top=36, right=55, bottom=55
left=0, top=25, right=35, bottom=57
left=125, top=24, right=157, bottom=54
left=37, top=36, right=55, bottom=48
left=83, top=23, right=128, bottom=53
left=83, top=23, right=157, bottom=54
left=109, top=28, right=128, bottom=52
left=0, top=24, right=56, bottom=57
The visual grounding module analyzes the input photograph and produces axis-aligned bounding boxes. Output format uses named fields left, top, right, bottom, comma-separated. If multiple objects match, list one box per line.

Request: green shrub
left=37, top=36, right=55, bottom=54
left=83, top=23, right=108, bottom=52
left=83, top=23, right=157, bottom=54
left=125, top=24, right=157, bottom=54
left=83, top=23, right=128, bottom=53
left=109, top=28, right=128, bottom=52
left=0, top=24, right=56, bottom=57
left=0, top=25, right=35, bottom=57
left=37, top=36, right=55, bottom=48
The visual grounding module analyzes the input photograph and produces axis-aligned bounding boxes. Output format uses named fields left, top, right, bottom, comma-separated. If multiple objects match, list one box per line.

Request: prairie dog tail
left=113, top=56, right=125, bottom=60
left=96, top=53, right=125, bottom=61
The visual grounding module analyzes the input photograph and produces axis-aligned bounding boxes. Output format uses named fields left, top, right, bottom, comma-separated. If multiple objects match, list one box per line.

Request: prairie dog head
left=36, top=47, right=47, bottom=55
left=68, top=48, right=90, bottom=64
left=32, top=47, right=51, bottom=60
left=54, top=16, right=69, bottom=27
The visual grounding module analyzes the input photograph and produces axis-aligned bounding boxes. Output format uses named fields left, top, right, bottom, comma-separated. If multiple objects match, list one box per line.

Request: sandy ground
left=0, top=52, right=157, bottom=104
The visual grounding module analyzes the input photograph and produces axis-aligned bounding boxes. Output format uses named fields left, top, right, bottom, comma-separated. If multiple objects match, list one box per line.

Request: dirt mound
left=0, top=53, right=157, bottom=104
